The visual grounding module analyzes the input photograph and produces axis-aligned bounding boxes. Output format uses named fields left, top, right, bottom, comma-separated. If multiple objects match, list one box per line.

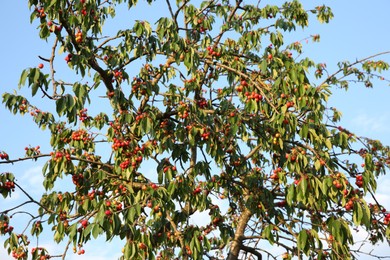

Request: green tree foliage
left=1, top=0, right=390, bottom=259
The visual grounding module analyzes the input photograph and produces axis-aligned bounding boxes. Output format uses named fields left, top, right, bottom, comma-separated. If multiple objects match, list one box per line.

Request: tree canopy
left=1, top=0, right=390, bottom=259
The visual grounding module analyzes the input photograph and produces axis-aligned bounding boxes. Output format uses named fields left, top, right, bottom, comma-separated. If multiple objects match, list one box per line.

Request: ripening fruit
left=38, top=63, right=44, bottom=69
left=138, top=242, right=147, bottom=250
left=80, top=219, right=88, bottom=228
left=235, top=85, right=243, bottom=92
left=75, top=31, right=83, bottom=43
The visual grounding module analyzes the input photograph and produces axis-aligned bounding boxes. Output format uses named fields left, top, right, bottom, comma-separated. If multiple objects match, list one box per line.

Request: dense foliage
left=1, top=0, right=390, bottom=259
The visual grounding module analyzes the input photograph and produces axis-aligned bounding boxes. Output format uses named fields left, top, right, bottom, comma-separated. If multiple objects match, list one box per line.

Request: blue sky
left=1, top=1, right=390, bottom=259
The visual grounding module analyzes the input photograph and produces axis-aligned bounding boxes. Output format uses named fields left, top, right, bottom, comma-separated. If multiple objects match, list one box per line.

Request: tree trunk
left=226, top=208, right=252, bottom=260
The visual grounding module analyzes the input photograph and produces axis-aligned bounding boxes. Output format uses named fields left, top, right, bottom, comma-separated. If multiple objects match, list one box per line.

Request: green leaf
left=353, top=202, right=363, bottom=226
left=286, top=184, right=295, bottom=205
left=263, top=225, right=274, bottom=245
left=127, top=207, right=136, bottom=222
left=298, top=229, right=308, bottom=250
left=92, top=223, right=101, bottom=239
left=19, top=69, right=29, bottom=88
left=56, top=97, right=66, bottom=116
left=299, top=177, right=308, bottom=196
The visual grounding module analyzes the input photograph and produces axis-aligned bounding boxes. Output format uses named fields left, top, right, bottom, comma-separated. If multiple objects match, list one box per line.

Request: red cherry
left=38, top=63, right=44, bottom=69
left=138, top=242, right=147, bottom=250
left=80, top=219, right=88, bottom=228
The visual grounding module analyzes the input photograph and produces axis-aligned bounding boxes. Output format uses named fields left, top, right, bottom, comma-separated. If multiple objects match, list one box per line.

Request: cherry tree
left=1, top=0, right=390, bottom=259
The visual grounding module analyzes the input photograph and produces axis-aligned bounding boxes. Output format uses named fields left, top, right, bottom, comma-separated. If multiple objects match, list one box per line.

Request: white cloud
left=351, top=113, right=390, bottom=134
left=20, top=165, right=45, bottom=194
left=0, top=249, right=13, bottom=260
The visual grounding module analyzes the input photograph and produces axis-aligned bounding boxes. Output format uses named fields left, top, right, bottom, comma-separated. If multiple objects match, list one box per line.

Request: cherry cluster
left=383, top=213, right=390, bottom=225
left=184, top=245, right=192, bottom=256
left=85, top=189, right=104, bottom=200
left=244, top=91, right=263, bottom=102
left=159, top=119, right=169, bottom=129
left=31, top=247, right=51, bottom=259
left=73, top=245, right=85, bottom=255
left=163, top=165, right=177, bottom=173
left=0, top=180, right=15, bottom=192
left=285, top=100, right=294, bottom=108
left=58, top=211, right=68, bottom=223
left=270, top=167, right=282, bottom=180
left=112, top=137, right=130, bottom=150
left=177, top=101, right=189, bottom=119
left=195, top=17, right=209, bottom=33
left=285, top=148, right=300, bottom=163
left=71, top=129, right=91, bottom=142
left=72, top=173, right=84, bottom=186
left=276, top=200, right=287, bottom=207
left=344, top=199, right=355, bottom=211
left=64, top=53, right=72, bottom=63
left=29, top=108, right=45, bottom=117
left=35, top=7, right=46, bottom=18
left=78, top=108, right=89, bottom=122
left=119, top=155, right=143, bottom=170
left=109, top=120, right=122, bottom=133
left=50, top=151, right=71, bottom=162
left=78, top=0, right=97, bottom=20
left=131, top=77, right=147, bottom=95
left=11, top=248, right=27, bottom=260
left=75, top=31, right=83, bottom=43
left=80, top=8, right=87, bottom=16
left=206, top=46, right=221, bottom=57
left=47, top=20, right=62, bottom=33
left=201, top=129, right=210, bottom=140
left=178, top=110, right=189, bottom=119
left=192, top=186, right=203, bottom=195
left=0, top=151, right=9, bottom=160
left=113, top=70, right=124, bottom=83
left=0, top=216, right=14, bottom=235
left=343, top=188, right=364, bottom=211
left=135, top=112, right=148, bottom=121
left=24, top=146, right=41, bottom=157
left=19, top=100, right=28, bottom=114
left=331, top=174, right=345, bottom=190
left=119, top=159, right=131, bottom=170
left=355, top=174, right=363, bottom=188
left=105, top=200, right=123, bottom=214
left=114, top=143, right=146, bottom=170
left=196, top=98, right=207, bottom=109
left=235, top=79, right=248, bottom=92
